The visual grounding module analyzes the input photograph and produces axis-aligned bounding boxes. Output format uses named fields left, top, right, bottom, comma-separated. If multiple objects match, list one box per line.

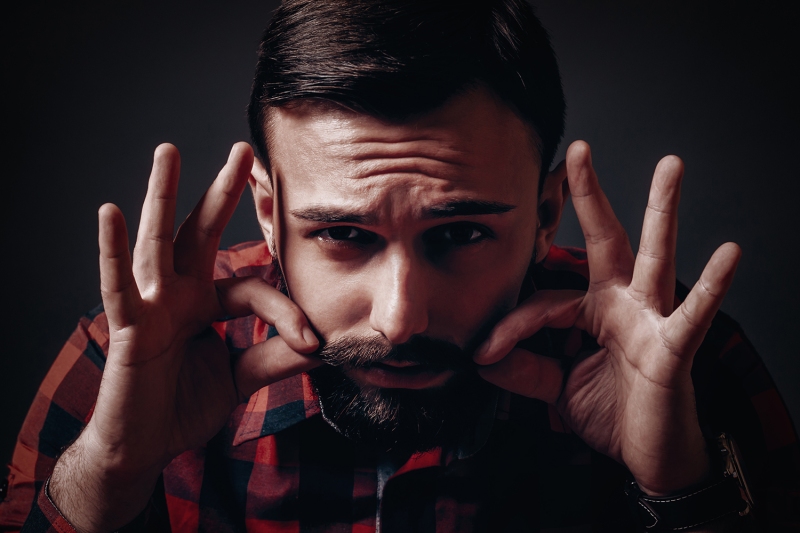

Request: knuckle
left=144, top=233, right=173, bottom=245
left=504, top=316, right=530, bottom=343
left=196, top=223, right=224, bottom=239
left=698, top=276, right=722, bottom=298
left=636, top=245, right=669, bottom=262
left=280, top=306, right=307, bottom=332
left=645, top=200, right=671, bottom=215
left=102, top=249, right=130, bottom=261
left=678, top=302, right=706, bottom=331
left=218, top=183, right=241, bottom=200
left=152, top=189, right=177, bottom=202
left=585, top=226, right=627, bottom=246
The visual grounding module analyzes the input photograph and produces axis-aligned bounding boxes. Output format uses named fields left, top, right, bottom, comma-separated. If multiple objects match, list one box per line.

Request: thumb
left=233, top=335, right=323, bottom=399
left=474, top=289, right=584, bottom=365
left=477, top=348, right=564, bottom=404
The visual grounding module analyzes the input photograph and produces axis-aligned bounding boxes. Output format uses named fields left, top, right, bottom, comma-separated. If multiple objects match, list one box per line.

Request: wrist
left=629, top=418, right=712, bottom=496
left=49, top=434, right=162, bottom=533
left=634, top=448, right=711, bottom=497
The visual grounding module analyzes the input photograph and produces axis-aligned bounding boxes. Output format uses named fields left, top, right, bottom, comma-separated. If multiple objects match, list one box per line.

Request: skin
left=48, top=89, right=744, bottom=532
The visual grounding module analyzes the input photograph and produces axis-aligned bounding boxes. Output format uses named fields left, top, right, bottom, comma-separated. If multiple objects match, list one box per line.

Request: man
left=2, top=0, right=797, bottom=531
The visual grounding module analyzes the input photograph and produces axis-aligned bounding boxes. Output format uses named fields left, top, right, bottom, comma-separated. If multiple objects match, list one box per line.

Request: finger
left=477, top=348, right=563, bottom=404
left=233, top=335, right=323, bottom=399
left=474, top=290, right=584, bottom=365
left=663, top=242, right=741, bottom=358
left=566, top=141, right=634, bottom=285
left=174, top=143, right=254, bottom=278
left=630, top=156, right=683, bottom=314
left=215, top=276, right=319, bottom=353
left=132, top=144, right=181, bottom=281
left=98, top=203, right=141, bottom=326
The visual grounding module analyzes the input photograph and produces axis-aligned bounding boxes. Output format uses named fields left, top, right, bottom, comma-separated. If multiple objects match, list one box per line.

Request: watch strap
left=625, top=475, right=747, bottom=531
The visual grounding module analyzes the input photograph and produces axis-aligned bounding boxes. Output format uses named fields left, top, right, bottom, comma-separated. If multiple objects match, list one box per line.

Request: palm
left=560, top=292, right=684, bottom=465
left=114, top=280, right=234, bottom=441
left=170, top=330, right=238, bottom=452
left=477, top=141, right=740, bottom=494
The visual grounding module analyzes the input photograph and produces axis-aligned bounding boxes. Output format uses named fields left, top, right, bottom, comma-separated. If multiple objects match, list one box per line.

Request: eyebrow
left=289, top=200, right=515, bottom=225
left=422, top=200, right=516, bottom=219
left=290, top=206, right=378, bottom=225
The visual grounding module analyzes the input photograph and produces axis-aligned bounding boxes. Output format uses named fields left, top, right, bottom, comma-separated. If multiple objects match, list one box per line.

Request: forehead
left=268, top=88, right=541, bottom=209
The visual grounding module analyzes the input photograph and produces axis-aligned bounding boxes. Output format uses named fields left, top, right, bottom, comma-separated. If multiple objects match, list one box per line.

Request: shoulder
left=533, top=244, right=590, bottom=291
left=214, top=240, right=276, bottom=282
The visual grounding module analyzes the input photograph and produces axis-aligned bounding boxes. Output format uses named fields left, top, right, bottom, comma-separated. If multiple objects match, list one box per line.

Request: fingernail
left=302, top=327, right=319, bottom=347
left=227, top=144, right=238, bottom=163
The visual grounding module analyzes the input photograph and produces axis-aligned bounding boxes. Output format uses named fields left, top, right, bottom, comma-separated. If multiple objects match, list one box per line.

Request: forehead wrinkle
left=344, top=158, right=470, bottom=183
left=343, top=138, right=472, bottom=165
left=323, top=136, right=475, bottom=183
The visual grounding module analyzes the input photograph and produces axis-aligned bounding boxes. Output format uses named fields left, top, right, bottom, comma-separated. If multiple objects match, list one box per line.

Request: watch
left=624, top=433, right=754, bottom=531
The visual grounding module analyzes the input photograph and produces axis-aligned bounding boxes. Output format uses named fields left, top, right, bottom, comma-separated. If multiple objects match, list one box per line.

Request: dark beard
left=308, top=335, right=497, bottom=456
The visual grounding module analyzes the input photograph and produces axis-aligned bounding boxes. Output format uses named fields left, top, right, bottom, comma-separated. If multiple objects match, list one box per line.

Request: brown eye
left=443, top=225, right=482, bottom=245
left=318, top=226, right=377, bottom=245
left=424, top=222, right=491, bottom=251
left=324, top=227, right=359, bottom=240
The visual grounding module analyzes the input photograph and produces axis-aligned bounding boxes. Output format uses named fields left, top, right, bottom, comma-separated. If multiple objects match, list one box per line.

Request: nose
left=368, top=245, right=429, bottom=345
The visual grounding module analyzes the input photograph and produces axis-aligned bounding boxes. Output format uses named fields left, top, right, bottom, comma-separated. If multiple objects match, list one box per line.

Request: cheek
left=430, top=249, right=530, bottom=339
left=281, top=240, right=372, bottom=338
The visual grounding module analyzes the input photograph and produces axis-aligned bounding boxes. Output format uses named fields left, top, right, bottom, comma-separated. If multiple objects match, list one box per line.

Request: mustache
left=318, top=335, right=473, bottom=372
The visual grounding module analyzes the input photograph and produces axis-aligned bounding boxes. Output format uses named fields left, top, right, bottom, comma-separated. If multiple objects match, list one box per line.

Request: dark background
left=2, top=1, right=799, bottom=466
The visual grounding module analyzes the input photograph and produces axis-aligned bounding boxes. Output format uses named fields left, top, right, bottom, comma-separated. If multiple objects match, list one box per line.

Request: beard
left=308, top=335, right=497, bottom=456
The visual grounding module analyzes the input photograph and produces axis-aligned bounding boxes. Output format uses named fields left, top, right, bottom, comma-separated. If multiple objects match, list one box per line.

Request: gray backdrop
left=3, top=1, right=798, bottom=466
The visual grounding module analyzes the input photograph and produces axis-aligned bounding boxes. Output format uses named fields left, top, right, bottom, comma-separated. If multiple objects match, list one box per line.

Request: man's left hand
left=474, top=140, right=741, bottom=496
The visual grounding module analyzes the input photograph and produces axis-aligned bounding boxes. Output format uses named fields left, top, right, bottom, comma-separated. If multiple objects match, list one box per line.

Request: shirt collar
left=232, top=372, right=321, bottom=446
left=232, top=369, right=501, bottom=461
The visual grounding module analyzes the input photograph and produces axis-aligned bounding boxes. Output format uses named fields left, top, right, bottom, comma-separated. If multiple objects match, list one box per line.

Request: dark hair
left=248, top=0, right=565, bottom=178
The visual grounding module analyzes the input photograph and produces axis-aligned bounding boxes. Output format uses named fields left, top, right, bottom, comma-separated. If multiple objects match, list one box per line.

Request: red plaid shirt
left=2, top=242, right=798, bottom=531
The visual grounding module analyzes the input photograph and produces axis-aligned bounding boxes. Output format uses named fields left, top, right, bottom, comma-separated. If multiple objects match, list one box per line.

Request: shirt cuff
left=21, top=477, right=79, bottom=533
left=25, top=477, right=151, bottom=533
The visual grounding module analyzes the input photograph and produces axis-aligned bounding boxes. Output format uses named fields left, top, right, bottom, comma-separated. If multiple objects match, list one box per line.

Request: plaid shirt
left=2, top=242, right=798, bottom=532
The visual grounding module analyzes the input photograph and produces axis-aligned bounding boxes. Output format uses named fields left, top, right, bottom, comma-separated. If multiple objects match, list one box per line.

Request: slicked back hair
left=248, top=0, right=566, bottom=181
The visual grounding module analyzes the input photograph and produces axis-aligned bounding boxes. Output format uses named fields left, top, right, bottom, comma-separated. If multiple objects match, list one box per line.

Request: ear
left=249, top=157, right=277, bottom=257
left=534, top=159, right=569, bottom=263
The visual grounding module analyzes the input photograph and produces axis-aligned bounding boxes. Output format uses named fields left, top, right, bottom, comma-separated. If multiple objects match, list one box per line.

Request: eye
left=317, top=226, right=376, bottom=245
left=443, top=225, right=483, bottom=244
left=425, top=222, right=492, bottom=249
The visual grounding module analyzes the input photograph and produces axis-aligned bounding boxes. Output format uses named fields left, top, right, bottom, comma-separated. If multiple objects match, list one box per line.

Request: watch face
left=718, top=433, right=754, bottom=516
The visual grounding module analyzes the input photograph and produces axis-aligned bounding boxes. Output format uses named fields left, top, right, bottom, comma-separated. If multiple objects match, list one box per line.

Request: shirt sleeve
left=0, top=306, right=107, bottom=532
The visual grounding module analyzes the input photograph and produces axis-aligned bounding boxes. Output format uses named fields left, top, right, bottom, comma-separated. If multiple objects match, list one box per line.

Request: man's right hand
left=48, top=143, right=321, bottom=533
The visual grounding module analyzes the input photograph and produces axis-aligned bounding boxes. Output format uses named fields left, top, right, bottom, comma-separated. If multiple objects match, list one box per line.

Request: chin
left=308, top=364, right=496, bottom=456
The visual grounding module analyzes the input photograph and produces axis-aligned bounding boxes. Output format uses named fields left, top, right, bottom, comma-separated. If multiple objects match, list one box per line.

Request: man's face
left=259, top=88, right=544, bottom=453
